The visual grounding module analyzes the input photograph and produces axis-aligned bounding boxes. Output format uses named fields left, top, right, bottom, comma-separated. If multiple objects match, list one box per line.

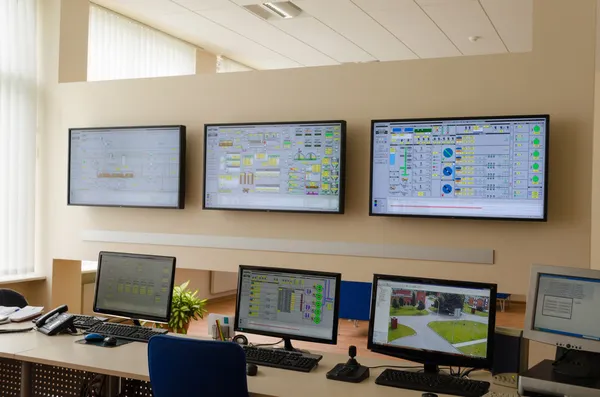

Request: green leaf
left=180, top=280, right=190, bottom=290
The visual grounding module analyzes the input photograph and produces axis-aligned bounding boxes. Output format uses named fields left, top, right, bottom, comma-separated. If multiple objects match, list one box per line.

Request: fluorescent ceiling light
left=261, top=2, right=302, bottom=19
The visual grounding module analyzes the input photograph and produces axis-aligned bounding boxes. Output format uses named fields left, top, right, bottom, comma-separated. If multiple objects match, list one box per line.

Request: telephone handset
left=35, top=304, right=76, bottom=336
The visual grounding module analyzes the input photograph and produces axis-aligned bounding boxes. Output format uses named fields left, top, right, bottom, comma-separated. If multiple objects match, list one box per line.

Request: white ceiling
left=91, top=0, right=533, bottom=70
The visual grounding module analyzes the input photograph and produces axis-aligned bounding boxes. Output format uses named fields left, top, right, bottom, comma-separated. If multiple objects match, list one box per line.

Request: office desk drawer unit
left=0, top=358, right=21, bottom=397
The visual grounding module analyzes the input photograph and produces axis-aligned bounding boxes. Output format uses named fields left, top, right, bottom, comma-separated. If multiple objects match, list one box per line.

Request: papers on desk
left=0, top=306, right=44, bottom=322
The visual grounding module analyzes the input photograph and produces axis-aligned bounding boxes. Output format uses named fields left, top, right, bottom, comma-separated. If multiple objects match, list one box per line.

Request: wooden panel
left=51, top=259, right=83, bottom=313
left=210, top=271, right=237, bottom=294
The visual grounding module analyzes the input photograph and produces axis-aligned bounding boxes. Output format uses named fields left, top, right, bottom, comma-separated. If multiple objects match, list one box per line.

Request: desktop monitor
left=370, top=115, right=549, bottom=221
left=93, top=251, right=177, bottom=323
left=524, top=264, right=600, bottom=354
left=367, top=274, right=497, bottom=372
left=235, top=265, right=341, bottom=351
left=203, top=120, right=346, bottom=214
left=68, top=125, right=186, bottom=209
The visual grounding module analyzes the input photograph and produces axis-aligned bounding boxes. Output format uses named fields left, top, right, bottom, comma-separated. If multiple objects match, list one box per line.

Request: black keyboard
left=242, top=346, right=322, bottom=373
left=375, top=369, right=490, bottom=397
left=72, top=315, right=108, bottom=330
left=85, top=323, right=167, bottom=342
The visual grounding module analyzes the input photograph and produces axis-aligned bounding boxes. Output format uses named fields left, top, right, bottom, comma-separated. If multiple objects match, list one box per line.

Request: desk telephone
left=35, top=304, right=76, bottom=336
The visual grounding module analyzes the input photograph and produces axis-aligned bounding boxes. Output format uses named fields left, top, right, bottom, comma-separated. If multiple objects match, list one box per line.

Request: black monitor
left=68, top=125, right=186, bottom=209
left=93, top=251, right=176, bottom=323
left=235, top=265, right=341, bottom=351
left=370, top=115, right=549, bottom=221
left=367, top=274, right=497, bottom=372
left=203, top=120, right=346, bottom=214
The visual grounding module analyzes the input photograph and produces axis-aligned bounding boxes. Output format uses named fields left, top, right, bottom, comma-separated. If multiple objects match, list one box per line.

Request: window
left=0, top=0, right=37, bottom=277
left=87, top=4, right=196, bottom=81
left=216, top=55, right=253, bottom=73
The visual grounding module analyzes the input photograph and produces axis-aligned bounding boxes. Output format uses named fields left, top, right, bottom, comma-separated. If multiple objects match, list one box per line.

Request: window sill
left=0, top=274, right=46, bottom=285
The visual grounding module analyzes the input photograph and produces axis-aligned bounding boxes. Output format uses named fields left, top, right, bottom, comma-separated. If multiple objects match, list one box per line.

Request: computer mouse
left=84, top=333, right=104, bottom=342
left=103, top=336, right=117, bottom=346
left=422, top=393, right=438, bottom=397
left=246, top=363, right=258, bottom=376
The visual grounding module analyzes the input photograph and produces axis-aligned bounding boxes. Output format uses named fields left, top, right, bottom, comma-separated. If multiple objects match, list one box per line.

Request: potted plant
left=167, top=280, right=208, bottom=334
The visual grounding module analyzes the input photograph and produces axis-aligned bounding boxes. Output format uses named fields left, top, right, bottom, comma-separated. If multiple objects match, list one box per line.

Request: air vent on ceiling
left=244, top=1, right=303, bottom=21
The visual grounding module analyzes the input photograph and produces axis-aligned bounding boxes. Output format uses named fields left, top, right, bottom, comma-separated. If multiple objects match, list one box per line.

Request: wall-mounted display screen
left=370, top=115, right=549, bottom=220
left=203, top=121, right=346, bottom=214
left=68, top=125, right=186, bottom=209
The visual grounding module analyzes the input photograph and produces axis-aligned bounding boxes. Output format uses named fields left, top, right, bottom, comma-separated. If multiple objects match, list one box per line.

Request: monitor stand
left=424, top=363, right=440, bottom=374
left=275, top=338, right=309, bottom=354
left=553, top=348, right=600, bottom=379
left=131, top=319, right=142, bottom=327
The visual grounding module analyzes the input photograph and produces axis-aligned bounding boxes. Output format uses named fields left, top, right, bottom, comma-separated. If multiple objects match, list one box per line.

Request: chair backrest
left=0, top=289, right=28, bottom=308
left=339, top=281, right=372, bottom=321
left=148, top=335, right=249, bottom=397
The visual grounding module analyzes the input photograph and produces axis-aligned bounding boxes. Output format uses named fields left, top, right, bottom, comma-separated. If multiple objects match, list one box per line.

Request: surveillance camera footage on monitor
left=371, top=280, right=492, bottom=358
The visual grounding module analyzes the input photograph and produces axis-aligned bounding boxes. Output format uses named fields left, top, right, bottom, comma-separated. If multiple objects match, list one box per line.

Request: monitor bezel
left=93, top=251, right=177, bottom=323
left=368, top=114, right=550, bottom=221
left=523, top=264, right=600, bottom=354
left=234, top=265, right=342, bottom=345
left=67, top=125, right=187, bottom=209
left=202, top=120, right=347, bottom=214
left=367, top=273, right=498, bottom=369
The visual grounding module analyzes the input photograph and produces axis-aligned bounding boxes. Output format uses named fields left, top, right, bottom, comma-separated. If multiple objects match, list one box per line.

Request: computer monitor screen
left=370, top=115, right=549, bottom=220
left=368, top=274, right=497, bottom=370
left=93, top=251, right=176, bottom=323
left=203, top=121, right=346, bottom=213
left=235, top=265, right=341, bottom=347
left=68, top=125, right=186, bottom=209
left=524, top=265, right=600, bottom=354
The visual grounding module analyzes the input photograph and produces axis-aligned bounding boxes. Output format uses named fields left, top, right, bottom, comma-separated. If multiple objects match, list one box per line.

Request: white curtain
left=0, top=0, right=37, bottom=277
left=216, top=55, right=253, bottom=73
left=88, top=5, right=196, bottom=81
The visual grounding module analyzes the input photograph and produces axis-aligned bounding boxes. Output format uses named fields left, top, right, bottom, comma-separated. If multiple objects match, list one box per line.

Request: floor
left=188, top=296, right=526, bottom=359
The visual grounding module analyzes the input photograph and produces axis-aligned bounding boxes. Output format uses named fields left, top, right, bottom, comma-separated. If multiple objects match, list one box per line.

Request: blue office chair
left=148, top=335, right=249, bottom=397
left=339, top=281, right=371, bottom=327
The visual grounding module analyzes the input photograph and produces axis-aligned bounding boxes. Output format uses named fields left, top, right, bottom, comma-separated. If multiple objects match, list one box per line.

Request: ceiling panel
left=480, top=0, right=533, bottom=53
left=197, top=7, right=338, bottom=66
left=293, top=0, right=418, bottom=61
left=416, top=0, right=507, bottom=56
left=270, top=17, right=375, bottom=63
left=350, top=0, right=408, bottom=12
left=95, top=0, right=190, bottom=16
left=368, top=0, right=461, bottom=59
left=171, top=0, right=234, bottom=12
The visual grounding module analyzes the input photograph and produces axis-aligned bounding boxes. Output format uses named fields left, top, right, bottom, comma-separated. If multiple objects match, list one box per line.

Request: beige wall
left=591, top=0, right=600, bottom=270
left=41, top=0, right=596, bottom=299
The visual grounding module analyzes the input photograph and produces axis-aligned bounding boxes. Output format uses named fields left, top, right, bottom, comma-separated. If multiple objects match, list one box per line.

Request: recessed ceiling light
left=261, top=2, right=302, bottom=19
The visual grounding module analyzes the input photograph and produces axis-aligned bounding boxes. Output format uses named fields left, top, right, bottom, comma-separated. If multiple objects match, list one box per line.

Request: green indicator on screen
left=533, top=150, right=540, bottom=157
left=533, top=163, right=540, bottom=170
left=533, top=138, right=540, bottom=145
left=532, top=176, right=540, bottom=183
left=534, top=125, right=541, bottom=133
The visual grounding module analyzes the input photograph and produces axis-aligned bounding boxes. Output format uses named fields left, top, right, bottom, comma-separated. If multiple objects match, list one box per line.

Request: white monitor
left=203, top=121, right=346, bottom=214
left=370, top=115, right=549, bottom=220
left=68, top=125, right=186, bottom=209
left=524, top=264, right=600, bottom=354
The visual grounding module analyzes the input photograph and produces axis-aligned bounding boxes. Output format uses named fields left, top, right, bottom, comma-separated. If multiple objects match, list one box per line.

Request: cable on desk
left=251, top=339, right=285, bottom=347
left=367, top=365, right=423, bottom=369
left=0, top=327, right=34, bottom=334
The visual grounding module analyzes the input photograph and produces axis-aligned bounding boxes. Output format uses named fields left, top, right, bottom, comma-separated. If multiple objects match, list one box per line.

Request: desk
left=0, top=326, right=552, bottom=397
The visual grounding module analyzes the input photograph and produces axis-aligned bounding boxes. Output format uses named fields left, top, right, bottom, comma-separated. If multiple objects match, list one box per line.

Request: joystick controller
left=326, top=345, right=370, bottom=383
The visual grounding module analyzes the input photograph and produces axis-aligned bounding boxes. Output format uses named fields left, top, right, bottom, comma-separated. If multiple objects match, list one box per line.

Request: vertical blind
left=88, top=5, right=196, bottom=81
left=216, top=55, right=253, bottom=73
left=0, top=0, right=37, bottom=277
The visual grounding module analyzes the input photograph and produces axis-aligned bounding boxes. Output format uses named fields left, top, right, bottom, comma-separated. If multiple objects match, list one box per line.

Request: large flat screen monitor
left=370, top=115, right=549, bottom=220
left=68, top=125, right=186, bottom=209
left=368, top=274, right=497, bottom=371
left=93, top=251, right=176, bottom=323
left=524, top=264, right=600, bottom=354
left=203, top=121, right=346, bottom=213
left=235, top=265, right=341, bottom=351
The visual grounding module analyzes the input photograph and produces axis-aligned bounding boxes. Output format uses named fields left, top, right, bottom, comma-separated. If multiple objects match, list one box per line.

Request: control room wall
left=42, top=0, right=596, bottom=297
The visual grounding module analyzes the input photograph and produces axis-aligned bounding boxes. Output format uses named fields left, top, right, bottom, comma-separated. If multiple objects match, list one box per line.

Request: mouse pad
left=75, top=338, right=133, bottom=348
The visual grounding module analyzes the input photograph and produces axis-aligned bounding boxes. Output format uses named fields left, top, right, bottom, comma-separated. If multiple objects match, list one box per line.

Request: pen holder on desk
left=212, top=325, right=231, bottom=340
